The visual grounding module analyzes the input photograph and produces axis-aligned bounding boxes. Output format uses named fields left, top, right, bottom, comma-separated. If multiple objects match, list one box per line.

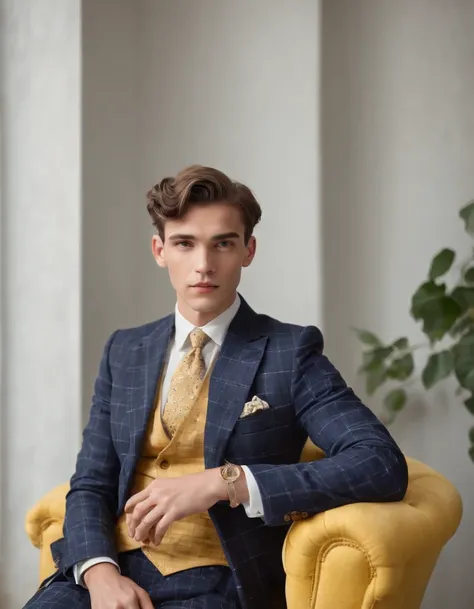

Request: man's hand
left=84, top=563, right=153, bottom=609
left=124, top=468, right=240, bottom=546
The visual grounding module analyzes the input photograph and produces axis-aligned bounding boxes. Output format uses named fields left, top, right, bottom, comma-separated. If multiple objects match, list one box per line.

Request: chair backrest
left=300, top=439, right=325, bottom=462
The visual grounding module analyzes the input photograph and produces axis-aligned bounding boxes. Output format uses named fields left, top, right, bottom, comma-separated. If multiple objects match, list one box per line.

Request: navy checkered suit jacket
left=53, top=297, right=407, bottom=609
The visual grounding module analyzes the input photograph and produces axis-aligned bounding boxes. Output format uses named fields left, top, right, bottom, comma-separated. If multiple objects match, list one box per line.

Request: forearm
left=62, top=330, right=121, bottom=570
left=247, top=443, right=408, bottom=526
left=63, top=488, right=119, bottom=571
left=209, top=466, right=250, bottom=505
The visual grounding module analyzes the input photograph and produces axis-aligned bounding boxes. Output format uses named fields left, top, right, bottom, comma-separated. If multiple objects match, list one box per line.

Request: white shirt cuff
left=74, top=557, right=120, bottom=588
left=241, top=465, right=265, bottom=518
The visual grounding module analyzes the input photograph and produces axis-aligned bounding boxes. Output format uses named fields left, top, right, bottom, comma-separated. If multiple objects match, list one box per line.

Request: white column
left=0, top=1, right=82, bottom=605
left=81, top=0, right=145, bottom=415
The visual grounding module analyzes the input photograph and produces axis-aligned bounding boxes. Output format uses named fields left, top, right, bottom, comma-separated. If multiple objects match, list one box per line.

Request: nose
left=195, top=246, right=215, bottom=276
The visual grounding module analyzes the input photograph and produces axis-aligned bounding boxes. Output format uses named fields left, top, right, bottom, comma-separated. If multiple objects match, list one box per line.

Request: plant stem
left=396, top=343, right=430, bottom=356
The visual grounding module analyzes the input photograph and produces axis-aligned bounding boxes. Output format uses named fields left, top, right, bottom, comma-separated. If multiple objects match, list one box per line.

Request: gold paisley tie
left=162, top=328, right=210, bottom=437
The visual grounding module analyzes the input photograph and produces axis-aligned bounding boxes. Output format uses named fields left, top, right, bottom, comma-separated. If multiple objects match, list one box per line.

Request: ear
left=152, top=235, right=167, bottom=268
left=242, top=236, right=256, bottom=268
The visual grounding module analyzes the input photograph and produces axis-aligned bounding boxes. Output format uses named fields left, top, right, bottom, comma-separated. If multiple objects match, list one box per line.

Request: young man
left=25, top=165, right=408, bottom=609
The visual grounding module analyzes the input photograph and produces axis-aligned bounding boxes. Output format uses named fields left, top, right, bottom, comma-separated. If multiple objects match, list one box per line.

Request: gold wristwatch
left=220, top=461, right=241, bottom=508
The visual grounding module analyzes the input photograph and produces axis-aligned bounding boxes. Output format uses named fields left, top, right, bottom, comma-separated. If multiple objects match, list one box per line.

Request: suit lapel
left=205, top=298, right=267, bottom=469
left=128, top=315, right=174, bottom=458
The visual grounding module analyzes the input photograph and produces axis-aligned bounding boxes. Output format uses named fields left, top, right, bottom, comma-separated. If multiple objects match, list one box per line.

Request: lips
left=191, top=283, right=218, bottom=293
left=193, top=283, right=218, bottom=288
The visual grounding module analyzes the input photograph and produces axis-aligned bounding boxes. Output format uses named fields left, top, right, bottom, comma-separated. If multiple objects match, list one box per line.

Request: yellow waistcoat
left=115, top=372, right=228, bottom=575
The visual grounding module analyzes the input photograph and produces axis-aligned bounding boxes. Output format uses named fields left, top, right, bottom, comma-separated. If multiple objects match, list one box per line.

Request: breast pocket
left=228, top=408, right=295, bottom=463
left=233, top=408, right=284, bottom=435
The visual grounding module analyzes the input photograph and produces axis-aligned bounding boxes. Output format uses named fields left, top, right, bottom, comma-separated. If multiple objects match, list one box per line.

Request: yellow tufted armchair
left=25, top=443, right=462, bottom=608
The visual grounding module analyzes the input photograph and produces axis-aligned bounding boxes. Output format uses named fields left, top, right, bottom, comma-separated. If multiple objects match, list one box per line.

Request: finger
left=134, top=505, right=163, bottom=542
left=128, top=499, right=154, bottom=537
left=130, top=580, right=153, bottom=608
left=153, top=512, right=174, bottom=546
left=133, top=584, right=154, bottom=609
left=125, top=488, right=150, bottom=513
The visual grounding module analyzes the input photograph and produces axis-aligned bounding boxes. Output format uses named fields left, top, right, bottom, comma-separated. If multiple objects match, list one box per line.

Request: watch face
left=224, top=463, right=240, bottom=482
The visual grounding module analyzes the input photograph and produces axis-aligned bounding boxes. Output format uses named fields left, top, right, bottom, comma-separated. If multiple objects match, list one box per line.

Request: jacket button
left=159, top=459, right=170, bottom=470
left=284, top=514, right=291, bottom=522
left=301, top=512, right=309, bottom=519
left=290, top=511, right=302, bottom=521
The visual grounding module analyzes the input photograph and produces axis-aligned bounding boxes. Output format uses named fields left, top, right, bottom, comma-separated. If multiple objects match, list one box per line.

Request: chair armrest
left=25, top=483, right=69, bottom=549
left=283, top=458, right=462, bottom=609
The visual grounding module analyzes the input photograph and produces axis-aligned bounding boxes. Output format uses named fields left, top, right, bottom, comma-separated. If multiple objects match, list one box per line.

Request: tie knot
left=189, top=328, right=210, bottom=349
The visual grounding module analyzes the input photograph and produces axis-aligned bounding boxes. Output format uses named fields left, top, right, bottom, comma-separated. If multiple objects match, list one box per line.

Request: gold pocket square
left=240, top=395, right=270, bottom=419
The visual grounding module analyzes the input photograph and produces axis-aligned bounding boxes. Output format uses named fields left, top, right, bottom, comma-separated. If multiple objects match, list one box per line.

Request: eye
left=217, top=240, right=234, bottom=249
left=176, top=241, right=193, bottom=249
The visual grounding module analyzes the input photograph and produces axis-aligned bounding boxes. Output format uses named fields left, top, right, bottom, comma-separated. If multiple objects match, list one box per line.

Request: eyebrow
left=168, top=232, right=241, bottom=242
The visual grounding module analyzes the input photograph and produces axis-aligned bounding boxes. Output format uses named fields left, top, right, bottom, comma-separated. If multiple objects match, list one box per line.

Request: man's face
left=152, top=203, right=256, bottom=325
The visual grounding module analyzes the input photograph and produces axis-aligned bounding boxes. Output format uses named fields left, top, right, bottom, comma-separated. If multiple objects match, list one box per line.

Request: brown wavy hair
left=146, top=165, right=262, bottom=244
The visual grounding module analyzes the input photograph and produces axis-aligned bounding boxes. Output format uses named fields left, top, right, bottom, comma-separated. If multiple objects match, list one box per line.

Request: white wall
left=80, top=0, right=321, bottom=412
left=0, top=3, right=319, bottom=604
left=138, top=0, right=322, bottom=327
left=0, top=1, right=82, bottom=606
left=322, top=1, right=474, bottom=607
left=5, top=0, right=472, bottom=606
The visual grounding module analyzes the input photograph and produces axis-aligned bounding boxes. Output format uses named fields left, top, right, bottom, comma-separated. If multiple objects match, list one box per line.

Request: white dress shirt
left=75, top=294, right=264, bottom=585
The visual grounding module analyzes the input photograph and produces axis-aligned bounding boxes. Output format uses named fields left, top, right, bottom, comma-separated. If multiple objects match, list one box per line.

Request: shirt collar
left=174, top=294, right=241, bottom=351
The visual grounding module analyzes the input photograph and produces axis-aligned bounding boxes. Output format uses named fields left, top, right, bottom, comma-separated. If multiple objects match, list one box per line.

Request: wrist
left=83, top=562, right=119, bottom=588
left=210, top=467, right=229, bottom=502
left=213, top=464, right=250, bottom=506
left=234, top=466, right=250, bottom=504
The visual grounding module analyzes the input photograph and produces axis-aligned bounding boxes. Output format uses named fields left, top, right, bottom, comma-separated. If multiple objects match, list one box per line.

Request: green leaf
left=469, top=425, right=474, bottom=445
left=421, top=351, right=454, bottom=389
left=460, top=330, right=474, bottom=344
left=352, top=328, right=382, bottom=347
left=366, top=365, right=387, bottom=395
left=469, top=445, right=474, bottom=463
left=465, top=396, right=474, bottom=415
left=464, top=395, right=474, bottom=414
left=384, top=388, right=407, bottom=412
left=461, top=370, right=474, bottom=394
left=387, top=354, right=414, bottom=381
left=464, top=268, right=474, bottom=284
left=450, top=314, right=474, bottom=337
left=410, top=281, right=462, bottom=340
left=392, top=337, right=409, bottom=350
left=359, top=346, right=394, bottom=372
left=452, top=331, right=474, bottom=392
left=460, top=200, right=474, bottom=234
left=419, top=296, right=463, bottom=341
left=451, top=287, right=474, bottom=312
left=429, top=248, right=455, bottom=280
left=411, top=281, right=446, bottom=320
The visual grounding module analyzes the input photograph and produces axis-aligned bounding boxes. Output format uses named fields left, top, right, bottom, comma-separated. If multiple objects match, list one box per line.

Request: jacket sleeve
left=246, top=325, right=409, bottom=526
left=62, top=330, right=121, bottom=571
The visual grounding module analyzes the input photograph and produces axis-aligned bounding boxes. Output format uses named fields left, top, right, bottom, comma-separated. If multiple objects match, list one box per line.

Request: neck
left=177, top=293, right=237, bottom=326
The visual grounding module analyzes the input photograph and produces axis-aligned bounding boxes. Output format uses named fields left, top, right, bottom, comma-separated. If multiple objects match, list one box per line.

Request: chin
left=187, top=291, right=232, bottom=312
left=190, top=296, right=223, bottom=312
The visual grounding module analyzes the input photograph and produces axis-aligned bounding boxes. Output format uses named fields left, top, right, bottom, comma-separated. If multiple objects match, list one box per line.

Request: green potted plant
left=354, top=200, right=474, bottom=460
